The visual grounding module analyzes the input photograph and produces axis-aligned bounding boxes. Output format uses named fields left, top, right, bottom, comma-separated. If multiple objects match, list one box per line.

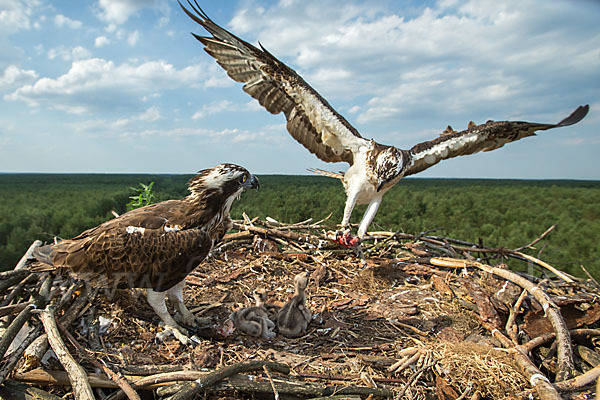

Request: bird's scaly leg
left=147, top=289, right=190, bottom=344
left=357, top=195, right=382, bottom=239
left=167, top=280, right=211, bottom=327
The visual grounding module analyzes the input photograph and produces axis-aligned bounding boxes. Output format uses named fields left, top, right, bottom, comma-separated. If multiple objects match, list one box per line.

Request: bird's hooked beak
left=376, top=179, right=388, bottom=192
left=244, top=174, right=260, bottom=191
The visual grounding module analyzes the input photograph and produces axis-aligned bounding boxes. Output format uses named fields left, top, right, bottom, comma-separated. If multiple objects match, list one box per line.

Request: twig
left=169, top=361, right=290, bottom=400
left=58, top=322, right=141, bottom=400
left=396, top=358, right=436, bottom=398
left=0, top=380, right=61, bottom=400
left=0, top=301, right=30, bottom=318
left=232, top=222, right=319, bottom=246
left=36, top=305, right=95, bottom=400
left=14, top=240, right=42, bottom=270
left=514, top=224, right=556, bottom=252
left=1, top=273, right=36, bottom=307
left=431, top=257, right=576, bottom=381
left=580, top=265, right=600, bottom=287
left=555, top=363, right=600, bottom=392
left=512, top=251, right=574, bottom=283
left=0, top=269, right=31, bottom=294
left=0, top=303, right=35, bottom=360
left=506, top=289, right=528, bottom=344
left=263, top=364, right=280, bottom=400
left=387, top=319, right=429, bottom=337
left=22, top=282, right=89, bottom=371
left=388, top=348, right=422, bottom=374
left=490, top=330, right=561, bottom=400
left=0, top=325, right=43, bottom=384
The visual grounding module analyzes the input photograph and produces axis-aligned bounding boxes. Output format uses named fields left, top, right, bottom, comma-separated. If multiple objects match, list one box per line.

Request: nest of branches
left=1, top=214, right=599, bottom=400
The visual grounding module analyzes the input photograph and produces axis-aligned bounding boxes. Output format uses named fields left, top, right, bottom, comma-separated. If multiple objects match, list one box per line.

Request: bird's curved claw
left=157, top=324, right=192, bottom=345
left=176, top=313, right=212, bottom=328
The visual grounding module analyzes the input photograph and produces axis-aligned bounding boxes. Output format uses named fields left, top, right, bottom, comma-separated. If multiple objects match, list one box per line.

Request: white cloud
left=228, top=0, right=598, bottom=125
left=119, top=126, right=273, bottom=144
left=0, top=0, right=37, bottom=34
left=158, top=16, right=169, bottom=27
left=0, top=65, right=37, bottom=90
left=127, top=30, right=140, bottom=46
left=95, top=36, right=110, bottom=47
left=192, top=100, right=233, bottom=120
left=47, top=46, right=92, bottom=62
left=70, top=106, right=162, bottom=135
left=96, top=0, right=169, bottom=25
left=32, top=14, right=44, bottom=30
left=137, top=106, right=161, bottom=122
left=105, top=23, right=118, bottom=33
left=5, top=58, right=206, bottom=114
left=191, top=99, right=263, bottom=120
left=54, top=14, right=82, bottom=29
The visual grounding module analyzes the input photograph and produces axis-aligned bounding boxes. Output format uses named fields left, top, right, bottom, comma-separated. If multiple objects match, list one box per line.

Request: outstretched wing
left=180, top=1, right=367, bottom=165
left=405, top=105, right=589, bottom=176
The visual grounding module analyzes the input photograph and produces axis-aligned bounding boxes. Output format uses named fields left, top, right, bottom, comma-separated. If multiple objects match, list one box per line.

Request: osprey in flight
left=180, top=2, right=589, bottom=242
left=32, top=164, right=259, bottom=343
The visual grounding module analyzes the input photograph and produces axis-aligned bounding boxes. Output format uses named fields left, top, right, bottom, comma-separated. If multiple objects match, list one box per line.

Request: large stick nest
left=1, top=215, right=599, bottom=399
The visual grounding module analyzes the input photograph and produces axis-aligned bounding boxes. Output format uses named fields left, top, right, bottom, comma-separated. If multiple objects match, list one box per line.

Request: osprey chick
left=31, top=164, right=259, bottom=343
left=180, top=1, right=589, bottom=243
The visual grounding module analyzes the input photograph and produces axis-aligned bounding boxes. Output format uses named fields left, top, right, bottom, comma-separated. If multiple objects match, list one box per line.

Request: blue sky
left=0, top=0, right=598, bottom=178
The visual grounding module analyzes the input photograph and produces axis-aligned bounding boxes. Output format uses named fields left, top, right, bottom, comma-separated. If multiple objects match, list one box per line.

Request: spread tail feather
left=307, top=168, right=344, bottom=180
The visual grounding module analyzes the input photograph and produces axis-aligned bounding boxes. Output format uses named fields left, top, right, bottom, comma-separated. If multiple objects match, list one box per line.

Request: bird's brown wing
left=180, top=1, right=368, bottom=165
left=405, top=105, right=589, bottom=176
left=47, top=200, right=213, bottom=292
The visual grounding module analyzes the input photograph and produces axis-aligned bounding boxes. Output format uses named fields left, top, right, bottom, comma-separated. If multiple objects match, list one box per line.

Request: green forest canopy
left=1, top=173, right=598, bottom=278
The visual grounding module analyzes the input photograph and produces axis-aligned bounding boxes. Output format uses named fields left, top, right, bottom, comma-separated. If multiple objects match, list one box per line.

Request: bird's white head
left=374, top=147, right=409, bottom=192
left=187, top=163, right=259, bottom=202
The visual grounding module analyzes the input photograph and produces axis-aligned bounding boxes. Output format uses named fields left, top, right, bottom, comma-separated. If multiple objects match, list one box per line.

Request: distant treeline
left=1, top=174, right=598, bottom=277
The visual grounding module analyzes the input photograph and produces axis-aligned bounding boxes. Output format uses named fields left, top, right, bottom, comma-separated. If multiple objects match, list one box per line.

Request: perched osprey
left=180, top=2, right=589, bottom=242
left=31, top=164, right=259, bottom=343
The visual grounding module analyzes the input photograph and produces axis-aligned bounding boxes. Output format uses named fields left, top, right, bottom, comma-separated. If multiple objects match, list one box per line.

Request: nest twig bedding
left=1, top=215, right=599, bottom=399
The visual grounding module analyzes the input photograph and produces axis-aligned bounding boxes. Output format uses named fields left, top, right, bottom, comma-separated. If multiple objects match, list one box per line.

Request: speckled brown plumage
left=32, top=164, right=258, bottom=293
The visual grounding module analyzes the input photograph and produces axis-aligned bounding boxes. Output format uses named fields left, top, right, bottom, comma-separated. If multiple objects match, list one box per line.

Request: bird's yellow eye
left=241, top=175, right=247, bottom=183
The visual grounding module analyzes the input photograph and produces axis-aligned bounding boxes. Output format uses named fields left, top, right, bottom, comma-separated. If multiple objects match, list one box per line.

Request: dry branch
left=0, top=304, right=35, bottom=361
left=514, top=224, right=557, bottom=252
left=490, top=330, right=561, bottom=400
left=58, top=322, right=141, bottom=400
left=0, top=270, right=30, bottom=294
left=169, top=361, right=290, bottom=400
left=14, top=240, right=42, bottom=270
left=512, top=251, right=575, bottom=283
left=0, top=325, right=42, bottom=385
left=36, top=305, right=95, bottom=400
left=0, top=379, right=61, bottom=400
left=22, top=283, right=89, bottom=371
left=430, top=257, right=576, bottom=381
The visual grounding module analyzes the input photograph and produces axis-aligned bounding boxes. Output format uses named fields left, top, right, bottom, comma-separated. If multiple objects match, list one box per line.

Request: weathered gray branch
left=36, top=305, right=95, bottom=400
